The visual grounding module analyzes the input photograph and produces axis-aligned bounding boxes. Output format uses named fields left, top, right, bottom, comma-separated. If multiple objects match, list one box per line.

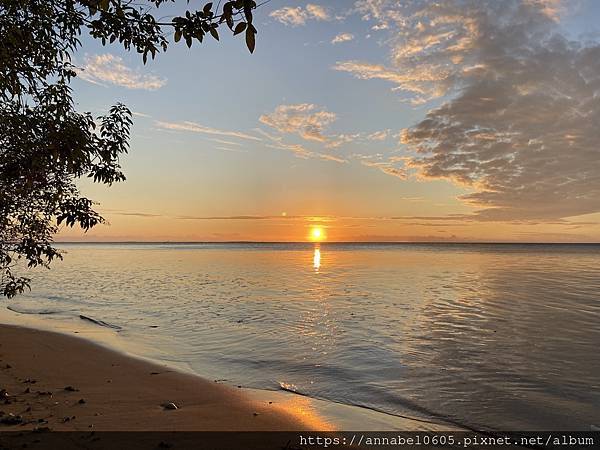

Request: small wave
left=7, top=305, right=61, bottom=315
left=79, top=315, right=122, bottom=330
left=278, top=382, right=309, bottom=397
left=277, top=380, right=481, bottom=431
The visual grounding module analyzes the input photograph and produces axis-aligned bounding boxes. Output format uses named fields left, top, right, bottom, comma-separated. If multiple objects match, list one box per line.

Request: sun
left=310, top=226, right=325, bottom=241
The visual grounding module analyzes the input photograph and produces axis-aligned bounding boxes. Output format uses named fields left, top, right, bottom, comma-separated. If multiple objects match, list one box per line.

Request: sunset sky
left=59, top=0, right=600, bottom=242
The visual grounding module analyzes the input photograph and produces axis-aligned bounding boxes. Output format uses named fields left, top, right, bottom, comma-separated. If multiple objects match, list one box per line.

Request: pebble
left=0, top=413, right=23, bottom=425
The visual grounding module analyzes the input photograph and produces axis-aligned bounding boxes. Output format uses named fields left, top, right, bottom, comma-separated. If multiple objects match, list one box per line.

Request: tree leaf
left=174, top=29, right=182, bottom=42
left=209, top=27, right=219, bottom=41
left=245, top=27, right=255, bottom=53
left=234, top=22, right=246, bottom=36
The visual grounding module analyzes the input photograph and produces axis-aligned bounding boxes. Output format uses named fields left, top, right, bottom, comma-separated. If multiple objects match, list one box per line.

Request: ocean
left=6, top=243, right=600, bottom=431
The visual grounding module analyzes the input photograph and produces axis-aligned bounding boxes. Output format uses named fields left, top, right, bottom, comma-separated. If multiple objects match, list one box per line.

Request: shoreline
left=0, top=322, right=326, bottom=431
left=0, top=309, right=446, bottom=432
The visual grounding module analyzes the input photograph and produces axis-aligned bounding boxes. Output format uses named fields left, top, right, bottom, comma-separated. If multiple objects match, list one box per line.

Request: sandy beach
left=0, top=305, right=456, bottom=433
left=0, top=323, right=329, bottom=432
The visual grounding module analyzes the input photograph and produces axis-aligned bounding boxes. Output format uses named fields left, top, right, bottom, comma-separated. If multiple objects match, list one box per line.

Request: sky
left=58, top=0, right=600, bottom=242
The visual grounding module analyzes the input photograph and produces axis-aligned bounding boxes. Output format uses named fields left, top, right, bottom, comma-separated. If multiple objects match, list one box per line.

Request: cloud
left=155, top=121, right=261, bottom=141
left=344, top=0, right=600, bottom=221
left=255, top=127, right=346, bottom=163
left=524, top=0, right=564, bottom=20
left=107, top=211, right=163, bottom=218
left=306, top=4, right=330, bottom=20
left=367, top=130, right=390, bottom=141
left=332, top=33, right=355, bottom=44
left=333, top=61, right=450, bottom=103
left=213, top=146, right=248, bottom=153
left=270, top=4, right=330, bottom=26
left=77, top=54, right=166, bottom=90
left=361, top=160, right=407, bottom=179
left=259, top=104, right=337, bottom=143
left=208, top=138, right=243, bottom=146
left=132, top=111, right=152, bottom=118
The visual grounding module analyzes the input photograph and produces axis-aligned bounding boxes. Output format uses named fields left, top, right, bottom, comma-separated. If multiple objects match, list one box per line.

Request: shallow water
left=7, top=243, right=600, bottom=430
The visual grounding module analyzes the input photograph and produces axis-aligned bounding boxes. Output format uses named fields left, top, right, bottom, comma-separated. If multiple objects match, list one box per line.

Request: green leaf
left=209, top=27, right=219, bottom=41
left=234, top=22, right=246, bottom=36
left=174, top=29, right=182, bottom=42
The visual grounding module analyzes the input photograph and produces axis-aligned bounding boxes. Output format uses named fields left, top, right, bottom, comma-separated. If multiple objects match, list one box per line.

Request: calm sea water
left=6, top=243, right=600, bottom=430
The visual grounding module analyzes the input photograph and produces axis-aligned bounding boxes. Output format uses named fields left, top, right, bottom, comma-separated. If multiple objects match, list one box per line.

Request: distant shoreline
left=52, top=241, right=600, bottom=245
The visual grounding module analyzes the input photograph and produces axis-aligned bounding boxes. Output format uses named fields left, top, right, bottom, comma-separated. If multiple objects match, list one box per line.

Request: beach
left=0, top=323, right=326, bottom=432
left=0, top=312, right=440, bottom=441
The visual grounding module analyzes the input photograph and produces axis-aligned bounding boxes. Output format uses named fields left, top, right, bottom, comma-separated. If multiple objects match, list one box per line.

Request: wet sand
left=0, top=323, right=327, bottom=432
left=0, top=308, right=456, bottom=450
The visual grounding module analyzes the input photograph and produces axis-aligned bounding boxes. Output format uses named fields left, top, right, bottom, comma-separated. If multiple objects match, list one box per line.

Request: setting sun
left=310, top=227, right=325, bottom=241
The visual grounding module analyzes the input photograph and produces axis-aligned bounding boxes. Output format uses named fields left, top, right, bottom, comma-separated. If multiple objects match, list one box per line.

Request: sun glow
left=310, top=226, right=325, bottom=241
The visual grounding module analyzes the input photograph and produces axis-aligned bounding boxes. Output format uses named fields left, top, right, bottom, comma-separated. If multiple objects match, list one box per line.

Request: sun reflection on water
left=313, top=246, right=321, bottom=272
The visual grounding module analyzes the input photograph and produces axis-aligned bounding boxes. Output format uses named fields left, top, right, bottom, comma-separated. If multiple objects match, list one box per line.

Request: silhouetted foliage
left=0, top=0, right=259, bottom=298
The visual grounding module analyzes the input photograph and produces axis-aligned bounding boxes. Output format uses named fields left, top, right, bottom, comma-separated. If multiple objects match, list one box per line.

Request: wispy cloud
left=259, top=104, right=337, bottom=143
left=270, top=4, right=331, bottom=26
left=132, top=111, right=152, bottom=118
left=255, top=127, right=346, bottom=163
left=332, top=33, right=355, bottom=44
left=208, top=138, right=243, bottom=147
left=155, top=121, right=261, bottom=142
left=214, top=146, right=248, bottom=153
left=333, top=61, right=450, bottom=104
left=361, top=160, right=407, bottom=179
left=367, top=130, right=390, bottom=141
left=101, top=209, right=164, bottom=218
left=77, top=54, right=166, bottom=90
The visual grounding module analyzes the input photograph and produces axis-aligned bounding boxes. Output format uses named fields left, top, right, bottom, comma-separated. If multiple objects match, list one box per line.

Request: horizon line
left=53, top=240, right=600, bottom=245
